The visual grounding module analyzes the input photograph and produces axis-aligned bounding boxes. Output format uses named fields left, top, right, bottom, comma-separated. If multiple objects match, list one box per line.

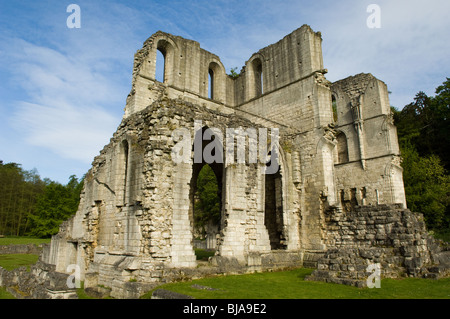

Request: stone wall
left=331, top=73, right=406, bottom=208
left=0, top=243, right=78, bottom=299
left=126, top=25, right=324, bottom=118
left=0, top=260, right=77, bottom=299
left=0, top=243, right=42, bottom=255
left=306, top=204, right=450, bottom=287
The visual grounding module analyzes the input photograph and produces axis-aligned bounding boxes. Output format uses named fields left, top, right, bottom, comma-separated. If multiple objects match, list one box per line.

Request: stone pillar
left=218, top=165, right=249, bottom=262
left=171, top=162, right=196, bottom=267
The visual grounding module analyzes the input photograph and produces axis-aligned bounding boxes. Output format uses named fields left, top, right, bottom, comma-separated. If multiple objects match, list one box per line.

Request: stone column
left=170, top=162, right=196, bottom=268
left=217, top=164, right=249, bottom=262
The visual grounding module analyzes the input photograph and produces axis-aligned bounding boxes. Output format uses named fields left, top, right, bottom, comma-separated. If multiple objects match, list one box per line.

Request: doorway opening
left=264, top=151, right=286, bottom=250
left=189, top=126, right=224, bottom=260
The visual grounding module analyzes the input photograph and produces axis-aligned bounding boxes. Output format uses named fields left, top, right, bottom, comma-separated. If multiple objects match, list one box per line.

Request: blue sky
left=0, top=0, right=449, bottom=183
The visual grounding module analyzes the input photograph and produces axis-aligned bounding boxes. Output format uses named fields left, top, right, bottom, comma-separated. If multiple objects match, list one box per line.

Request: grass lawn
left=141, top=268, right=450, bottom=299
left=0, top=287, right=15, bottom=299
left=0, top=240, right=448, bottom=300
left=0, top=253, right=41, bottom=299
left=0, top=236, right=50, bottom=246
left=0, top=254, right=39, bottom=271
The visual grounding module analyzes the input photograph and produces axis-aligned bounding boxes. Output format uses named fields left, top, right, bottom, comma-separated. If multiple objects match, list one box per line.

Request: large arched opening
left=189, top=126, right=224, bottom=260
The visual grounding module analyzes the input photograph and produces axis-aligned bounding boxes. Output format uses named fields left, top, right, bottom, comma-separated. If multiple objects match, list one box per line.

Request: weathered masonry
left=43, top=25, right=448, bottom=298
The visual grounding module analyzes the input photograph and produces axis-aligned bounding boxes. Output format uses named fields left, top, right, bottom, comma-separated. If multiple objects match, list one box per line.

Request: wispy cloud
left=4, top=37, right=122, bottom=163
left=13, top=101, right=117, bottom=163
left=316, top=0, right=450, bottom=107
left=0, top=1, right=145, bottom=180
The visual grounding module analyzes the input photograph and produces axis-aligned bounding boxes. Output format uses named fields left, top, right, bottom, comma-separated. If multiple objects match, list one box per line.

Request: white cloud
left=0, top=1, right=147, bottom=182
left=13, top=101, right=117, bottom=163
left=5, top=38, right=122, bottom=164
left=317, top=0, right=450, bottom=107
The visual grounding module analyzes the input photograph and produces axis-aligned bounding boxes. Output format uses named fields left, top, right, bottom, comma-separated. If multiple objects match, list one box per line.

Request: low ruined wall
left=0, top=243, right=43, bottom=255
left=307, top=204, right=450, bottom=286
left=83, top=250, right=305, bottom=299
left=0, top=260, right=77, bottom=299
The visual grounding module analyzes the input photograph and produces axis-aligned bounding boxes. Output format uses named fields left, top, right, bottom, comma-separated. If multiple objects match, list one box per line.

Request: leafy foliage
left=194, top=165, right=220, bottom=237
left=399, top=142, right=449, bottom=229
left=0, top=161, right=83, bottom=238
left=393, top=77, right=450, bottom=231
left=228, top=67, right=240, bottom=79
left=394, top=78, right=450, bottom=170
left=0, top=162, right=45, bottom=236
left=29, top=175, right=83, bottom=238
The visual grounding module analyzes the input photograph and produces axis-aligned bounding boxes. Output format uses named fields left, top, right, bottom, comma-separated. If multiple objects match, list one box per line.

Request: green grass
left=141, top=268, right=450, bottom=299
left=0, top=236, right=51, bottom=246
left=0, top=254, right=39, bottom=271
left=0, top=287, right=15, bottom=299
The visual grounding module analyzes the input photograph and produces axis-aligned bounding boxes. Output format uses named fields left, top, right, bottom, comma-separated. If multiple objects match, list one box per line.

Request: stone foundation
left=82, top=250, right=304, bottom=298
left=0, top=260, right=77, bottom=299
left=306, top=204, right=450, bottom=286
left=0, top=243, right=43, bottom=255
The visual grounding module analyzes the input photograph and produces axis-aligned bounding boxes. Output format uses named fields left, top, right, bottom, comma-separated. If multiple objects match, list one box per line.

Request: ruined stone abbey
left=42, top=25, right=448, bottom=298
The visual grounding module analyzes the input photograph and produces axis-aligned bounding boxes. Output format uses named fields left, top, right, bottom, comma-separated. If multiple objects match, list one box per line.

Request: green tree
left=394, top=78, right=450, bottom=170
left=399, top=142, right=449, bottom=229
left=194, top=165, right=220, bottom=237
left=0, top=162, right=45, bottom=236
left=29, top=175, right=83, bottom=238
left=393, top=77, right=450, bottom=231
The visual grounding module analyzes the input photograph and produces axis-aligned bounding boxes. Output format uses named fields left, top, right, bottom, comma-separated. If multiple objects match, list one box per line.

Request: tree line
left=0, top=161, right=83, bottom=238
left=393, top=77, right=450, bottom=233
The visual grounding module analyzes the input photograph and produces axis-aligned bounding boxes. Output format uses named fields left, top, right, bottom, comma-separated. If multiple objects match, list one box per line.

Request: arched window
left=208, top=62, right=222, bottom=101
left=208, top=68, right=214, bottom=99
left=336, top=132, right=349, bottom=164
left=252, top=58, right=263, bottom=97
left=155, top=39, right=173, bottom=84
left=332, top=94, right=338, bottom=122
left=155, top=48, right=165, bottom=83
